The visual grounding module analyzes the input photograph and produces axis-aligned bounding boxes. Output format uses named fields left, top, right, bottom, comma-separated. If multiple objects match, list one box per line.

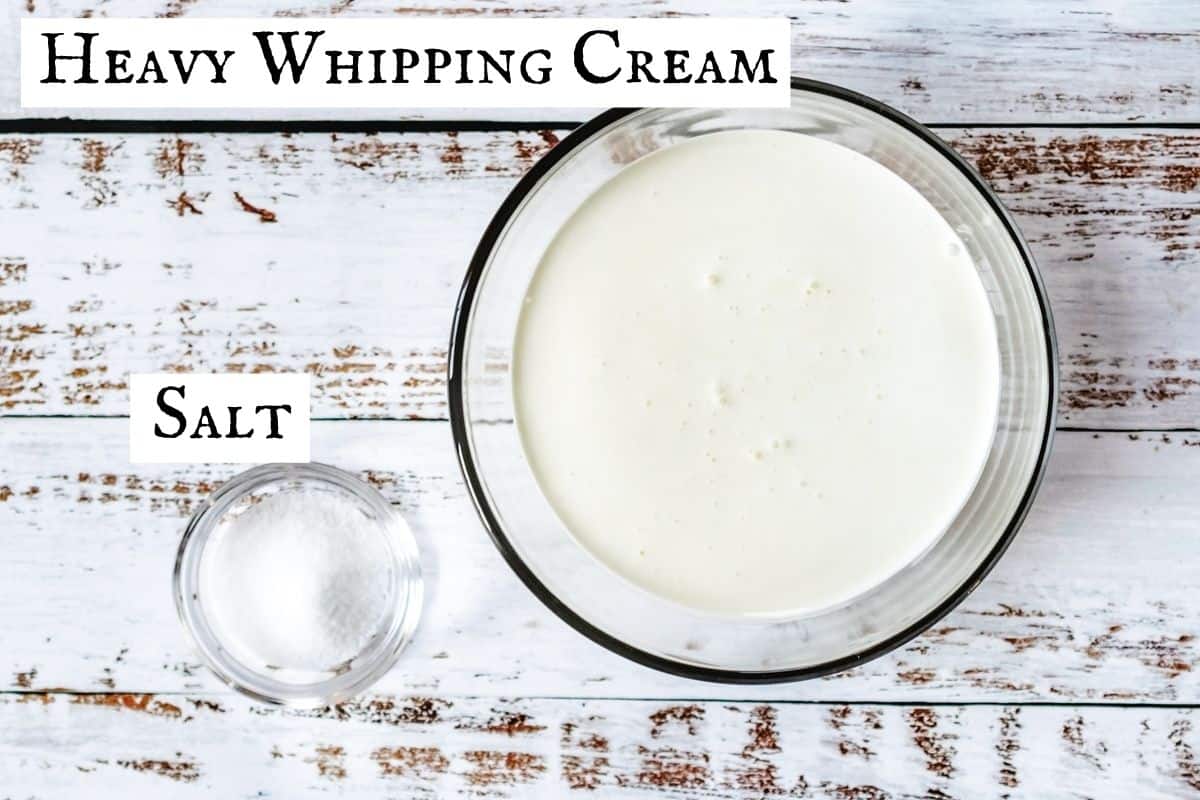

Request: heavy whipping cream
left=513, top=130, right=999, bottom=616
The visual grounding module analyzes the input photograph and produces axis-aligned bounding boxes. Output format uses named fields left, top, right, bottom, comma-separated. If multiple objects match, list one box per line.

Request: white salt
left=200, top=489, right=392, bottom=672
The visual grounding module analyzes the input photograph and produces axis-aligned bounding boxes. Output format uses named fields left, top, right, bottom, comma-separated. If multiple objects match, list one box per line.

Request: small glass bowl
left=174, top=462, right=422, bottom=706
left=449, top=78, right=1057, bottom=682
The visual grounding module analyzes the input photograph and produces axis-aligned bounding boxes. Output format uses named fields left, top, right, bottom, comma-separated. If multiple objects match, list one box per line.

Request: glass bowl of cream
left=449, top=78, right=1056, bottom=682
left=174, top=463, right=423, bottom=705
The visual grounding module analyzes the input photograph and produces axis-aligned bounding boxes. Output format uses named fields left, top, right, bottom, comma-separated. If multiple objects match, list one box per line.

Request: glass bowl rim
left=173, top=461, right=423, bottom=706
left=448, top=77, right=1059, bottom=683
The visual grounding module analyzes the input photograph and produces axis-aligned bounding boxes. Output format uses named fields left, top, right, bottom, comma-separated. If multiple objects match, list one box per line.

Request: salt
left=200, top=488, right=393, bottom=672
